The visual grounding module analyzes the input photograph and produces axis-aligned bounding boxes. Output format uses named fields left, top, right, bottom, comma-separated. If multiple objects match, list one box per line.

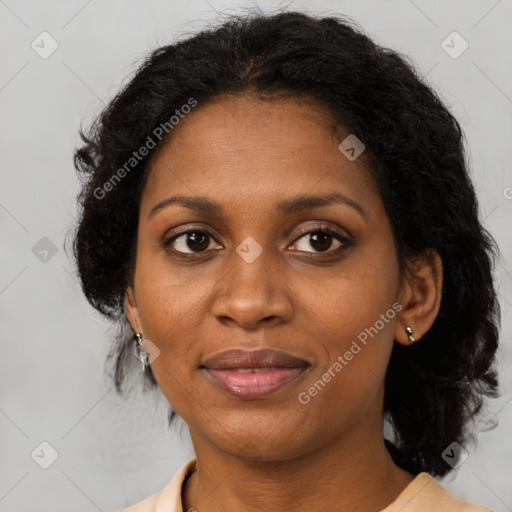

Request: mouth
left=200, top=348, right=310, bottom=400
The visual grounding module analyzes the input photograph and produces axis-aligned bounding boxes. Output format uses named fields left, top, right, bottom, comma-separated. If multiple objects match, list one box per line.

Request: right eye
left=162, top=229, right=222, bottom=255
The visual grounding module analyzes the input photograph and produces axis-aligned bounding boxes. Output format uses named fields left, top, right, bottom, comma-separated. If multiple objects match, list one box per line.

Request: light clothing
left=122, top=457, right=492, bottom=511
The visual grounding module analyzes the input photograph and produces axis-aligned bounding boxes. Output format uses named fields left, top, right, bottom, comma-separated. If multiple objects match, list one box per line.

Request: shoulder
left=382, top=472, right=492, bottom=512
left=121, top=457, right=197, bottom=512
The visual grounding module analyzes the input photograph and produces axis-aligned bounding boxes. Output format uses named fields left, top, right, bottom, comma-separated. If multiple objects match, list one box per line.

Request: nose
left=211, top=245, right=294, bottom=329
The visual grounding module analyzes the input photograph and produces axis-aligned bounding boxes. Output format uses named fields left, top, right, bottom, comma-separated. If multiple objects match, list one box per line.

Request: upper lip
left=201, top=348, right=310, bottom=370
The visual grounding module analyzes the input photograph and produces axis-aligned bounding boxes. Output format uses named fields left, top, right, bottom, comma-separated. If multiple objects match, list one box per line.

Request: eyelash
left=161, top=224, right=353, bottom=258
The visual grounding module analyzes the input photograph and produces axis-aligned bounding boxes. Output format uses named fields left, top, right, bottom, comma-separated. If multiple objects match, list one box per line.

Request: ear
left=124, top=286, right=143, bottom=334
left=394, top=248, right=443, bottom=346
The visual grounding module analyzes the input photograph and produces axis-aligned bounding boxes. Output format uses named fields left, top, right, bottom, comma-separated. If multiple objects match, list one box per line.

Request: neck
left=182, top=410, right=414, bottom=512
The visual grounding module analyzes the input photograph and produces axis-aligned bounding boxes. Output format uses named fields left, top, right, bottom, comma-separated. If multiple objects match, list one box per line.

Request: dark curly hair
left=69, top=9, right=501, bottom=477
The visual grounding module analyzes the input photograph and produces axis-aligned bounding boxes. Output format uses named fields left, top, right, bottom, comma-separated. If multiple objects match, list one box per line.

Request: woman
left=71, top=10, right=500, bottom=511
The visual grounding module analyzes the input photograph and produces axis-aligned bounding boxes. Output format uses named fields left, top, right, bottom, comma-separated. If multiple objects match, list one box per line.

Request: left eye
left=291, top=229, right=347, bottom=253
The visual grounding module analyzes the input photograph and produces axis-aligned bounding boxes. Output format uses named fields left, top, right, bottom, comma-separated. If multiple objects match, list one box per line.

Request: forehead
left=141, top=94, right=378, bottom=215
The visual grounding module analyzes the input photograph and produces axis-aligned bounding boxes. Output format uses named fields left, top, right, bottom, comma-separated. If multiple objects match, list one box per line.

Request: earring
left=405, top=326, right=416, bottom=344
left=134, top=332, right=149, bottom=374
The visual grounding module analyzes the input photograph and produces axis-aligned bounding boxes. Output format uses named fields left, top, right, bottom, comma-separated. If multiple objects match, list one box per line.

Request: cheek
left=132, top=255, right=206, bottom=389
left=133, top=238, right=208, bottom=335
left=295, top=308, right=395, bottom=440
left=297, top=242, right=399, bottom=404
left=303, top=243, right=399, bottom=349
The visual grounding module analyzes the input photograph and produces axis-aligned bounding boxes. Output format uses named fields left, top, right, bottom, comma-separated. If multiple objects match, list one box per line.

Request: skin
left=125, top=94, right=443, bottom=512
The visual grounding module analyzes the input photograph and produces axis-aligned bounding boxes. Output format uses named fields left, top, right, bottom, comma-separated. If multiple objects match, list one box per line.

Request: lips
left=201, top=348, right=309, bottom=370
left=200, top=348, right=310, bottom=400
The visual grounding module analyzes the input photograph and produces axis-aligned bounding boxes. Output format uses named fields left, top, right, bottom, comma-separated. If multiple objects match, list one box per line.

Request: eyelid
left=286, top=224, right=353, bottom=256
left=161, top=224, right=222, bottom=251
left=289, top=223, right=352, bottom=245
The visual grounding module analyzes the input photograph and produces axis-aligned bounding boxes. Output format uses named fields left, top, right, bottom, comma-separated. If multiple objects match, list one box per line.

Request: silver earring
left=405, top=326, right=416, bottom=344
left=134, top=332, right=149, bottom=373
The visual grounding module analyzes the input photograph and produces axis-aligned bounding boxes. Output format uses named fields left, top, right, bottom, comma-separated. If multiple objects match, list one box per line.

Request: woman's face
left=126, top=94, right=409, bottom=460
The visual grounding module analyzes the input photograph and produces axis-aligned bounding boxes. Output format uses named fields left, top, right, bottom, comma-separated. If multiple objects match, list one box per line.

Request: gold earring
left=405, top=326, right=416, bottom=344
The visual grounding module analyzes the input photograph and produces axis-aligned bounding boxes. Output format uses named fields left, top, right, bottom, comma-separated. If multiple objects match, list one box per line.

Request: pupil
left=187, top=232, right=209, bottom=251
left=310, top=232, right=331, bottom=252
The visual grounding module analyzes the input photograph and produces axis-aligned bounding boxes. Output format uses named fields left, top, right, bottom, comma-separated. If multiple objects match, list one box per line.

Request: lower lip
left=204, top=367, right=307, bottom=400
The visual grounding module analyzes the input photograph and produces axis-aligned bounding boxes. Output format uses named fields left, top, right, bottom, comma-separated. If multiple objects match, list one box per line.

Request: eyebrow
left=148, top=192, right=366, bottom=220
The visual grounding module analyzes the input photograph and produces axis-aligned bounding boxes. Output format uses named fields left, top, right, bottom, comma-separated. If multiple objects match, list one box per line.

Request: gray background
left=1, top=0, right=511, bottom=510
